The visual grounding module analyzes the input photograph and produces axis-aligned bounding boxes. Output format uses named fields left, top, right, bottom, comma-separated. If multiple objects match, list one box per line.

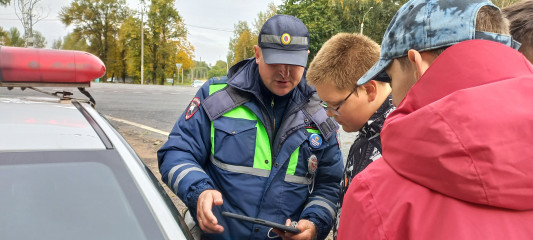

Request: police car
left=0, top=46, right=193, bottom=240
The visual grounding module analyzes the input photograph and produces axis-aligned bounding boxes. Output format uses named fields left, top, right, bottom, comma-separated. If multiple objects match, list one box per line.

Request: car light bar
left=0, top=46, right=106, bottom=87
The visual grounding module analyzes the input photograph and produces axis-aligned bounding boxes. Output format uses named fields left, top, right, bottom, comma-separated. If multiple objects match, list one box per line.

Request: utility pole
left=140, top=3, right=145, bottom=85
left=360, top=7, right=374, bottom=35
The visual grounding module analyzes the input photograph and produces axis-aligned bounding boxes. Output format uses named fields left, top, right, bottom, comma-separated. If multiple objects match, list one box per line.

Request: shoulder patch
left=185, top=97, right=201, bottom=120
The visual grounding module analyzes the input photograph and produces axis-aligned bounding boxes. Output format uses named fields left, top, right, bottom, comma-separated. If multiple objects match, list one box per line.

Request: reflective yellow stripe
left=286, top=147, right=299, bottom=175
left=306, top=128, right=320, bottom=134
left=210, top=84, right=227, bottom=154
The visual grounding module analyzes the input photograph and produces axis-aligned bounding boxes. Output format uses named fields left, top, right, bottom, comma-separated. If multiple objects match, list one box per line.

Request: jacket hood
left=382, top=40, right=533, bottom=210
left=226, top=58, right=315, bottom=105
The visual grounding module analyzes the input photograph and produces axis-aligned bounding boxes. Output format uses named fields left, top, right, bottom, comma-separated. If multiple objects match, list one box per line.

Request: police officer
left=158, top=14, right=343, bottom=240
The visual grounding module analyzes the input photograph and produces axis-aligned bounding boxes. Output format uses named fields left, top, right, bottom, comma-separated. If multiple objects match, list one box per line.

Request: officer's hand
left=272, top=218, right=317, bottom=240
left=196, top=190, right=224, bottom=234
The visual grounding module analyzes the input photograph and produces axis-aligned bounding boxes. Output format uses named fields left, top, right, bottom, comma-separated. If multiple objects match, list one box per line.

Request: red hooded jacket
left=337, top=40, right=533, bottom=239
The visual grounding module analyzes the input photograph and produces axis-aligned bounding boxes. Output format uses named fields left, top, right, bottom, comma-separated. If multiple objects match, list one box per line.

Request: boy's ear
left=407, top=49, right=424, bottom=80
left=363, top=80, right=378, bottom=102
left=408, top=49, right=436, bottom=80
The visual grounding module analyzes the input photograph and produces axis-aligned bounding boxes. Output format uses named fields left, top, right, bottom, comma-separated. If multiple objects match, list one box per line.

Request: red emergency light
left=0, top=46, right=106, bottom=87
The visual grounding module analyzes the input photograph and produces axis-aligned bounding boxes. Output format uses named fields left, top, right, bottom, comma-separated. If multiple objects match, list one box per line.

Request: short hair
left=503, top=0, right=533, bottom=62
left=307, top=33, right=380, bottom=90
left=398, top=5, right=510, bottom=69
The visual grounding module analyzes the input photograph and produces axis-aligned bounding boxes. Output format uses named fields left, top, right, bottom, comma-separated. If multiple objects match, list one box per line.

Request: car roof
left=0, top=97, right=106, bottom=151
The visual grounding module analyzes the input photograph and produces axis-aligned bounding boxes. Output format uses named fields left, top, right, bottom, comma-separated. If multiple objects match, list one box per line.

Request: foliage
left=277, top=0, right=522, bottom=66
left=118, top=15, right=143, bottom=83
left=145, top=0, right=190, bottom=85
left=59, top=0, right=128, bottom=82
left=51, top=38, right=62, bottom=49
left=280, top=0, right=340, bottom=63
left=0, top=0, right=9, bottom=6
left=207, top=60, right=228, bottom=79
left=56, top=0, right=193, bottom=85
left=227, top=3, right=278, bottom=66
left=4, top=27, right=25, bottom=47
left=0, top=27, right=8, bottom=45
left=278, top=0, right=407, bottom=63
left=227, top=21, right=254, bottom=65
left=61, top=32, right=89, bottom=51
left=253, top=2, right=278, bottom=35
left=32, top=31, right=46, bottom=48
left=191, top=60, right=209, bottom=80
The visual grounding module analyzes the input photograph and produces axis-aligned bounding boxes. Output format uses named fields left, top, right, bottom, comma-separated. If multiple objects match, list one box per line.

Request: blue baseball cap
left=358, top=0, right=521, bottom=85
left=258, top=14, right=310, bottom=67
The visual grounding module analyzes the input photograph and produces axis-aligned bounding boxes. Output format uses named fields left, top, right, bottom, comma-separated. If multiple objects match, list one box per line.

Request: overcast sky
left=0, top=0, right=283, bottom=65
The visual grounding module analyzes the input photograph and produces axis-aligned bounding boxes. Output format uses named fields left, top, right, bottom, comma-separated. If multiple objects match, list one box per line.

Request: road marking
left=106, top=115, right=170, bottom=136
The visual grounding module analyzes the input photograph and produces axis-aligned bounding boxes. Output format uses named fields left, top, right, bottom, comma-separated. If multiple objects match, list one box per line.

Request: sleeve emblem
left=185, top=97, right=201, bottom=120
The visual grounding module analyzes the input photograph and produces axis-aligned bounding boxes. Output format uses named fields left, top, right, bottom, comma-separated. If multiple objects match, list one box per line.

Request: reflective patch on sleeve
left=185, top=97, right=201, bottom=120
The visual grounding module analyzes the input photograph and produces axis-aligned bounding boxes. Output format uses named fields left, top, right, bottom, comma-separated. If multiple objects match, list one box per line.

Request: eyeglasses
left=320, top=90, right=354, bottom=116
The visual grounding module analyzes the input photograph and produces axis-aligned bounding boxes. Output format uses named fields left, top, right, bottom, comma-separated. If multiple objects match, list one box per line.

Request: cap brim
left=262, top=48, right=309, bottom=67
left=357, top=58, right=392, bottom=85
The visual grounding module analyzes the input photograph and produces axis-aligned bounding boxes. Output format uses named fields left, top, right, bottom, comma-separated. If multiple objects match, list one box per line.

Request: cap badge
left=309, top=133, right=322, bottom=148
left=281, top=33, right=291, bottom=45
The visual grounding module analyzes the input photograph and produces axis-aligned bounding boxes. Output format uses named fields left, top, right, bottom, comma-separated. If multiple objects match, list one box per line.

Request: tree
left=61, top=32, right=89, bottom=51
left=13, top=0, right=48, bottom=47
left=59, top=0, right=128, bottom=82
left=227, top=21, right=250, bottom=65
left=0, top=0, right=10, bottom=6
left=191, top=60, right=209, bottom=80
left=253, top=3, right=278, bottom=35
left=278, top=0, right=407, bottom=62
left=118, top=15, right=143, bottom=83
left=51, top=38, right=62, bottom=49
left=228, top=4, right=278, bottom=66
left=207, top=60, right=228, bottom=79
left=145, top=0, right=188, bottom=85
left=174, top=41, right=195, bottom=83
left=280, top=0, right=340, bottom=62
left=0, top=27, right=8, bottom=45
left=5, top=27, right=25, bottom=47
left=32, top=30, right=46, bottom=48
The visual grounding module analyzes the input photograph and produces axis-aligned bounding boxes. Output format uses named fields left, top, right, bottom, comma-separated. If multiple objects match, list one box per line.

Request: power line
left=184, top=24, right=233, bottom=33
left=0, top=18, right=233, bottom=32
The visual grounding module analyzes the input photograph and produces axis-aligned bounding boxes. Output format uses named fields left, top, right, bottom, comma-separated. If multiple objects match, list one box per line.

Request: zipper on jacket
left=271, top=97, right=275, bottom=134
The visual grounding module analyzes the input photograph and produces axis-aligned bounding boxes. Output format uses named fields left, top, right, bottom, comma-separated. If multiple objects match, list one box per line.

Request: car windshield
left=0, top=150, right=166, bottom=240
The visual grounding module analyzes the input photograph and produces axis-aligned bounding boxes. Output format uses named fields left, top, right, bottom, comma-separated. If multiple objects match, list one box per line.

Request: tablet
left=221, top=211, right=301, bottom=234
